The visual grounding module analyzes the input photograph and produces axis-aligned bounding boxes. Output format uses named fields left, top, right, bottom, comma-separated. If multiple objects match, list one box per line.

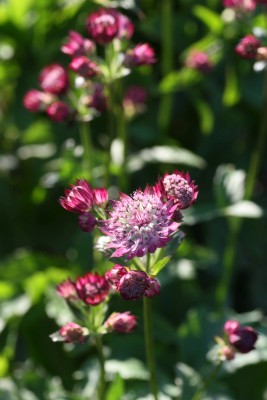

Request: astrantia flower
left=124, top=43, right=156, bottom=68
left=39, top=64, right=69, bottom=95
left=56, top=279, right=78, bottom=301
left=69, top=56, right=99, bottom=78
left=110, top=10, right=134, bottom=40
left=228, top=325, right=258, bottom=353
left=144, top=276, right=161, bottom=297
left=104, top=311, right=137, bottom=333
left=86, top=8, right=119, bottom=44
left=46, top=101, right=69, bottom=122
left=224, top=319, right=241, bottom=335
left=60, top=179, right=94, bottom=213
left=89, top=83, right=107, bottom=113
left=23, top=89, right=53, bottom=112
left=50, top=322, right=88, bottom=343
left=158, top=171, right=198, bottom=210
left=185, top=51, right=213, bottom=74
left=61, top=31, right=95, bottom=57
left=235, top=35, right=261, bottom=59
left=100, top=185, right=180, bottom=260
left=118, top=270, right=149, bottom=300
left=78, top=212, right=97, bottom=232
left=105, top=264, right=128, bottom=287
left=75, top=272, right=110, bottom=305
left=223, top=0, right=256, bottom=12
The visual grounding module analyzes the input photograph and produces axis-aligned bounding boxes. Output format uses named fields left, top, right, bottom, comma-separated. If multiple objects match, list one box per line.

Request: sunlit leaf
left=160, top=68, right=202, bottom=93
left=193, top=5, right=223, bottom=34
left=223, top=66, right=240, bottom=107
left=105, top=374, right=125, bottom=400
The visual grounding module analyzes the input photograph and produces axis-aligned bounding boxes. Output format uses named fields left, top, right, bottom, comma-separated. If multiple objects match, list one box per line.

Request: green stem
left=143, top=296, right=159, bottom=400
left=79, top=121, right=92, bottom=180
left=191, top=362, right=222, bottom=400
left=157, top=0, right=173, bottom=141
left=143, top=252, right=158, bottom=399
left=216, top=69, right=267, bottom=312
left=94, top=334, right=106, bottom=400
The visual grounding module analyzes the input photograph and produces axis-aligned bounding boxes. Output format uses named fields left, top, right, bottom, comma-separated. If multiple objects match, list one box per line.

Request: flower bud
left=118, top=270, right=148, bottom=300
left=46, top=101, right=69, bottom=122
left=69, top=56, right=99, bottom=78
left=124, top=43, right=156, bottom=68
left=78, top=212, right=97, bottom=232
left=235, top=35, right=261, bottom=59
left=50, top=322, right=88, bottom=344
left=39, top=64, right=69, bottom=95
left=228, top=325, right=258, bottom=353
left=144, top=276, right=161, bottom=298
left=56, top=279, right=78, bottom=301
left=75, top=272, right=110, bottom=305
left=104, top=311, right=137, bottom=333
left=224, top=319, right=240, bottom=335
left=105, top=265, right=128, bottom=288
left=86, top=8, right=119, bottom=45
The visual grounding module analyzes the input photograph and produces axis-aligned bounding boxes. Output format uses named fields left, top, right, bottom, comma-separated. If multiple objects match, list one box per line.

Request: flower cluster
left=216, top=319, right=258, bottom=361
left=23, top=8, right=155, bottom=124
left=50, top=272, right=138, bottom=343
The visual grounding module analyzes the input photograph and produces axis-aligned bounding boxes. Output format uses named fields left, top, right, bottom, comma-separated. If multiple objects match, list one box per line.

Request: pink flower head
left=235, top=35, right=261, bottom=59
left=124, top=43, right=156, bottom=68
left=46, top=101, right=69, bottom=122
left=69, top=56, right=99, bottom=78
left=185, top=51, right=213, bottom=74
left=58, top=322, right=87, bottom=343
left=144, top=276, right=161, bottom=297
left=93, top=187, right=109, bottom=207
left=89, top=84, right=108, bottom=113
left=56, top=279, right=78, bottom=300
left=78, top=212, right=97, bottom=232
left=39, top=64, right=69, bottom=95
left=224, top=319, right=241, bottom=335
left=158, top=171, right=198, bottom=210
left=75, top=272, right=110, bottom=305
left=61, top=31, right=95, bottom=57
left=59, top=179, right=94, bottom=213
left=118, top=270, right=149, bottom=300
left=223, top=0, right=256, bottom=12
left=105, top=264, right=128, bottom=287
left=110, top=9, right=134, bottom=40
left=23, top=89, right=52, bottom=112
left=100, top=185, right=180, bottom=260
left=228, top=325, right=258, bottom=353
left=86, top=8, right=119, bottom=45
left=105, top=311, right=137, bottom=333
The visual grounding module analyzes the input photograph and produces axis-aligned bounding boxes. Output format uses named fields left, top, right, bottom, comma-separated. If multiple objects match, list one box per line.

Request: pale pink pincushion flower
left=104, top=311, right=137, bottom=333
left=75, top=272, right=110, bottom=305
left=124, top=43, right=156, bottom=68
left=56, top=279, right=78, bottom=301
left=61, top=31, right=95, bottom=57
left=60, top=179, right=94, bottom=213
left=39, top=64, right=69, bottom=95
left=159, top=171, right=198, bottom=210
left=86, top=8, right=119, bottom=45
left=100, top=185, right=180, bottom=260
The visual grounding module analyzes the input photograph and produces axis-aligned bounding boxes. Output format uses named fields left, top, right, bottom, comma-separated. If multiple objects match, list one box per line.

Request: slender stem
left=79, top=121, right=92, bottom=180
left=216, top=69, right=267, bottom=312
left=94, top=334, right=106, bottom=400
left=143, top=297, right=159, bottom=400
left=157, top=0, right=173, bottom=141
left=191, top=362, right=222, bottom=400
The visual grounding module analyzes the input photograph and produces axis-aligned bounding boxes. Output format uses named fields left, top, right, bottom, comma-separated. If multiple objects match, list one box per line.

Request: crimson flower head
left=61, top=31, right=95, bottom=57
left=69, top=56, right=99, bottom=78
left=223, top=0, right=256, bottom=12
left=105, top=264, right=128, bottom=288
left=50, top=322, right=88, bottom=343
left=185, top=51, right=213, bottom=74
left=158, top=171, right=198, bottom=210
left=118, top=271, right=149, bottom=300
left=100, top=185, right=180, bottom=260
left=78, top=212, right=97, bottom=232
left=105, top=312, right=137, bottom=333
left=56, top=279, right=78, bottom=301
left=39, top=64, right=69, bottom=95
left=144, top=276, right=161, bottom=297
left=228, top=325, right=258, bottom=353
left=110, top=10, right=134, bottom=40
left=60, top=179, right=94, bottom=213
left=75, top=272, right=110, bottom=305
left=235, top=35, right=261, bottom=59
left=23, top=89, right=52, bottom=112
left=86, top=8, right=119, bottom=44
left=124, top=43, right=156, bottom=68
left=46, top=101, right=69, bottom=122
left=224, top=319, right=241, bottom=335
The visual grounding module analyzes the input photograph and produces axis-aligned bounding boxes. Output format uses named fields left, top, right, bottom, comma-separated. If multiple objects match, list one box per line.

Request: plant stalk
left=191, top=362, right=222, bottom=400
left=79, top=121, right=92, bottom=180
left=94, top=334, right=106, bottom=400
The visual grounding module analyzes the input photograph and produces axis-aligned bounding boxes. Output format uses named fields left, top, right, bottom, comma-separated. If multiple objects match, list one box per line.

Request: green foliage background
left=0, top=0, right=267, bottom=398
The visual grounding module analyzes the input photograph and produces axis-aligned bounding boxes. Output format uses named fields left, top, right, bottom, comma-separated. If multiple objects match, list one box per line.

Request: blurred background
left=1, top=0, right=267, bottom=398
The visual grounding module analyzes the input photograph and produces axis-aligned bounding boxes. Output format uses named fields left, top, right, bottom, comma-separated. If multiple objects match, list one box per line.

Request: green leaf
left=160, top=68, right=202, bottom=93
left=223, top=201, right=264, bottom=218
left=194, top=97, right=214, bottom=135
left=105, top=359, right=149, bottom=380
left=175, top=362, right=202, bottom=400
left=105, top=374, right=124, bottom=400
left=223, top=66, right=240, bottom=107
left=127, top=146, right=206, bottom=171
left=193, top=5, right=223, bottom=34
left=213, top=164, right=246, bottom=207
left=151, top=256, right=171, bottom=276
